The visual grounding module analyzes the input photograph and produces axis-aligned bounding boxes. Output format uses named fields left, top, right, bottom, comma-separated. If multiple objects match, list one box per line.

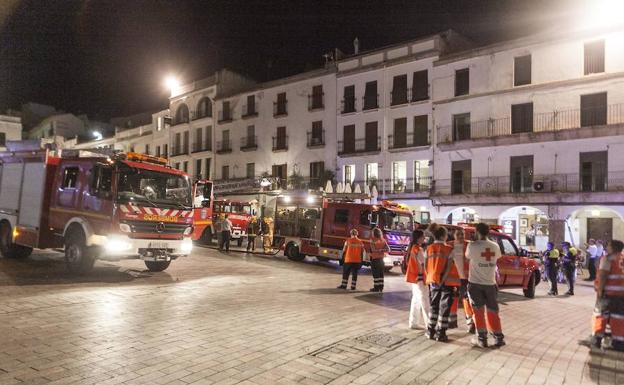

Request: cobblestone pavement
left=0, top=246, right=621, bottom=385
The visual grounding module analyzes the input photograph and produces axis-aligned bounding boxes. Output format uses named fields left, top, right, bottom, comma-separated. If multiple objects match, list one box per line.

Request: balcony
left=242, top=103, right=258, bottom=118
left=349, top=177, right=432, bottom=197
left=192, top=141, right=212, bottom=153
left=388, top=133, right=430, bottom=150
left=218, top=110, right=233, bottom=123
left=341, top=97, right=357, bottom=114
left=438, top=104, right=624, bottom=150
left=273, top=101, right=288, bottom=117
left=240, top=136, right=258, bottom=151
left=362, top=94, right=379, bottom=110
left=338, top=137, right=381, bottom=156
left=216, top=140, right=232, bottom=154
left=272, top=136, right=288, bottom=151
left=307, top=130, right=325, bottom=148
left=170, top=146, right=189, bottom=157
left=308, top=93, right=324, bottom=111
left=191, top=110, right=212, bottom=121
left=390, top=89, right=409, bottom=106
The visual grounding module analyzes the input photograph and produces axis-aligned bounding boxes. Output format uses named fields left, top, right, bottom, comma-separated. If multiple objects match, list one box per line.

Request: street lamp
left=92, top=131, right=103, bottom=141
left=583, top=0, right=624, bottom=30
left=164, top=75, right=180, bottom=95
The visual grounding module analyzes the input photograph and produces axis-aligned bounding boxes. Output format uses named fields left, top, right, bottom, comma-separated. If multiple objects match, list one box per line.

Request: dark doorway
left=587, top=217, right=613, bottom=242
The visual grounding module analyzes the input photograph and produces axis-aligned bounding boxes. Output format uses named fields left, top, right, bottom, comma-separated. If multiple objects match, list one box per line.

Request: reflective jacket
left=405, top=244, right=423, bottom=283
left=344, top=237, right=364, bottom=263
left=370, top=238, right=389, bottom=260
left=426, top=242, right=460, bottom=286
left=596, top=253, right=624, bottom=297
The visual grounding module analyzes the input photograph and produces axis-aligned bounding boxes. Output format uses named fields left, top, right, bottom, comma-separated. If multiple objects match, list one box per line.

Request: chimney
left=353, top=37, right=359, bottom=55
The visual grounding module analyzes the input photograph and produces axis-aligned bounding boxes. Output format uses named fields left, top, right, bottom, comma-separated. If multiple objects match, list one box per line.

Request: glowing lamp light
left=92, top=131, right=103, bottom=140
left=283, top=196, right=291, bottom=203
left=306, top=195, right=315, bottom=204
left=164, top=75, right=180, bottom=93
left=591, top=209, right=601, bottom=217
left=582, top=0, right=624, bottom=30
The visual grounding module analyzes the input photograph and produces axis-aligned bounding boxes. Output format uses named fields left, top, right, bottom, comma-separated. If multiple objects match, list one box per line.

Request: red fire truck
left=274, top=194, right=413, bottom=271
left=211, top=199, right=254, bottom=246
left=191, top=180, right=214, bottom=243
left=0, top=142, right=196, bottom=273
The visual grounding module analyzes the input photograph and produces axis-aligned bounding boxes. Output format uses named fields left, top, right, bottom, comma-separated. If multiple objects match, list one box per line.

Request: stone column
left=549, top=219, right=566, bottom=246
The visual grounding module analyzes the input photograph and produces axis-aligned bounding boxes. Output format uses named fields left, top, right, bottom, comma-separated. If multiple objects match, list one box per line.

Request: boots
left=435, top=329, right=449, bottom=342
left=427, top=327, right=436, bottom=340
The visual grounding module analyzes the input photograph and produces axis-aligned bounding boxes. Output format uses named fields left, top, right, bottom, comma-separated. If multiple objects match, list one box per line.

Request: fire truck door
left=56, top=164, right=82, bottom=209
left=82, top=164, right=113, bottom=227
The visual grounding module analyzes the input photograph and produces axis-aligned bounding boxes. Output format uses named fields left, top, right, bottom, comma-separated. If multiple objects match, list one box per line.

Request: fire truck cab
left=0, top=141, right=195, bottom=274
left=191, top=180, right=214, bottom=243
left=211, top=199, right=254, bottom=246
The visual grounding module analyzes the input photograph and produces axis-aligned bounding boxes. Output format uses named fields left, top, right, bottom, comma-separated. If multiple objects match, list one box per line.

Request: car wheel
left=286, top=243, right=305, bottom=262
left=0, top=221, right=33, bottom=259
left=523, top=272, right=536, bottom=298
left=64, top=227, right=95, bottom=274
left=145, top=260, right=171, bottom=272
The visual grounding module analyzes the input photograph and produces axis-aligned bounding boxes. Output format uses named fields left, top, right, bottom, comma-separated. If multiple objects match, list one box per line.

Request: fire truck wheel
left=523, top=272, right=537, bottom=298
left=64, top=227, right=95, bottom=274
left=285, top=242, right=305, bottom=262
left=200, top=229, right=213, bottom=245
left=144, top=260, right=171, bottom=272
left=0, top=222, right=33, bottom=259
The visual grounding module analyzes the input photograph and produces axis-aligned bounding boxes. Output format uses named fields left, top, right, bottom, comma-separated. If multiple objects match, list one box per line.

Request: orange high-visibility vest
left=344, top=237, right=364, bottom=263
left=596, top=253, right=624, bottom=297
left=370, top=238, right=388, bottom=260
left=426, top=242, right=460, bottom=286
left=458, top=240, right=470, bottom=278
left=405, top=244, right=422, bottom=283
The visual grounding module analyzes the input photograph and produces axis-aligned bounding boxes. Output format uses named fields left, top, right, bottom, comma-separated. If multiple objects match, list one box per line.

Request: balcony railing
left=308, top=93, right=324, bottom=110
left=240, top=136, right=258, bottom=151
left=307, top=130, right=325, bottom=148
left=349, top=177, right=433, bottom=195
left=390, top=89, right=409, bottom=106
left=273, top=101, right=288, bottom=117
left=192, top=109, right=212, bottom=121
left=192, top=141, right=212, bottom=153
left=216, top=140, right=232, bottom=154
left=170, top=146, right=189, bottom=156
left=338, top=137, right=381, bottom=155
left=272, top=136, right=288, bottom=151
left=242, top=103, right=258, bottom=118
left=439, top=104, right=624, bottom=144
left=341, top=98, right=357, bottom=114
left=218, top=110, right=233, bottom=123
left=362, top=94, right=379, bottom=110
left=431, top=172, right=624, bottom=196
left=388, top=133, right=430, bottom=149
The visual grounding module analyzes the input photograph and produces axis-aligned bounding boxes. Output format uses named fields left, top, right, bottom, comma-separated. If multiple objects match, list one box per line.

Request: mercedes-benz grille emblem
left=156, top=222, right=165, bottom=233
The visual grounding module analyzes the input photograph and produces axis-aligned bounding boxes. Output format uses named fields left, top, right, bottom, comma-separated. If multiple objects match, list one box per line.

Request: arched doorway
left=566, top=206, right=624, bottom=247
left=498, top=206, right=549, bottom=251
left=445, top=206, right=479, bottom=225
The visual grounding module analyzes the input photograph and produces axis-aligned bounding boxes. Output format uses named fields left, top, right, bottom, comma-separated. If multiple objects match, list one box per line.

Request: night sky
left=0, top=0, right=587, bottom=120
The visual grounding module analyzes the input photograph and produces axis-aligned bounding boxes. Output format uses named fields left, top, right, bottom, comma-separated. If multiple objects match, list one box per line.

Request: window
left=363, top=81, right=378, bottom=110
left=343, top=85, right=355, bottom=113
left=129, top=145, right=135, bottom=152
left=183, top=131, right=189, bottom=153
left=163, top=144, right=168, bottom=158
left=222, top=165, right=230, bottom=180
left=392, top=117, right=407, bottom=148
left=196, top=159, right=202, bottom=178
left=183, top=161, right=188, bottom=173
left=197, top=97, right=212, bottom=119
left=246, top=163, right=255, bottom=179
left=392, top=161, right=406, bottom=192
left=334, top=209, right=349, bottom=224
left=221, top=101, right=231, bottom=121
left=455, top=68, right=469, bottom=96
left=514, top=55, right=531, bottom=86
left=580, top=151, right=607, bottom=192
left=275, top=92, right=287, bottom=115
left=510, top=155, right=533, bottom=193
left=145, top=144, right=150, bottom=155
left=245, top=95, right=256, bottom=116
left=195, top=127, right=203, bottom=151
left=584, top=40, right=605, bottom=75
left=311, top=121, right=323, bottom=145
left=359, top=210, right=370, bottom=225
left=499, top=237, right=517, bottom=255
left=155, top=145, right=161, bottom=157
left=175, top=162, right=180, bottom=170
left=511, top=103, right=534, bottom=133
left=344, top=165, right=354, bottom=184
left=309, top=161, right=324, bottom=184
left=414, top=160, right=430, bottom=190
left=365, top=121, right=378, bottom=151
left=412, top=70, right=429, bottom=101
left=391, top=74, right=408, bottom=105
left=342, top=124, right=355, bottom=153
left=62, top=167, right=79, bottom=189
left=175, top=103, right=189, bottom=124
left=365, top=163, right=378, bottom=185
left=0, top=132, right=6, bottom=146
left=453, top=113, right=471, bottom=141
left=174, top=132, right=181, bottom=154
left=581, top=92, right=607, bottom=127
left=274, top=126, right=287, bottom=150
left=90, top=165, right=112, bottom=195
left=414, top=115, right=429, bottom=146
left=311, top=85, right=324, bottom=109
left=206, top=126, right=212, bottom=150
left=205, top=158, right=211, bottom=179
left=451, top=160, right=471, bottom=194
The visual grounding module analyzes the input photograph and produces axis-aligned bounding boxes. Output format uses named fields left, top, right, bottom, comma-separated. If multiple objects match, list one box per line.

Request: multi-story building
left=431, top=26, right=624, bottom=247
left=0, top=114, right=23, bottom=149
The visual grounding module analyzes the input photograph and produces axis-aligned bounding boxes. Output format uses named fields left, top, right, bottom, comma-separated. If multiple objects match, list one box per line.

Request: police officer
left=543, top=242, right=560, bottom=296
left=561, top=242, right=578, bottom=296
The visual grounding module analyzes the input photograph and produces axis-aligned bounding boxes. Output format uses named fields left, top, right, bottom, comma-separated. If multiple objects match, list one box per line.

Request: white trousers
left=409, top=281, right=431, bottom=329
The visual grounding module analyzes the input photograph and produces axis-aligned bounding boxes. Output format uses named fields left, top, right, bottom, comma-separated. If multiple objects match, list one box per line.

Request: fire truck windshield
left=379, top=210, right=413, bottom=232
left=116, top=166, right=192, bottom=209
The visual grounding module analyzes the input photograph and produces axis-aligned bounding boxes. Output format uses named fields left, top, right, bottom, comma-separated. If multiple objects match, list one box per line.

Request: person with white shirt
left=466, top=223, right=504, bottom=348
left=585, top=239, right=598, bottom=281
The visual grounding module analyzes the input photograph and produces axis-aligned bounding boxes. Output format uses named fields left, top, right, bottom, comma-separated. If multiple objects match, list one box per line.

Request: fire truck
left=273, top=193, right=413, bottom=271
left=0, top=141, right=196, bottom=273
left=211, top=199, right=255, bottom=246
left=191, top=180, right=214, bottom=243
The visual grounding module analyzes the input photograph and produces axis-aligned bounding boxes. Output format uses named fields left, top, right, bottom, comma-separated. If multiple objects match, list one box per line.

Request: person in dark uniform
left=561, top=242, right=578, bottom=296
left=543, top=242, right=560, bottom=296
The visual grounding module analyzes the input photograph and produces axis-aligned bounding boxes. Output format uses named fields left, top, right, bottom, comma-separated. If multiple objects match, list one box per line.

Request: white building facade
left=0, top=114, right=23, bottom=149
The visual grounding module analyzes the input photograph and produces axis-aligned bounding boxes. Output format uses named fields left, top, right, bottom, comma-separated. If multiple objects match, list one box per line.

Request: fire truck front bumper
left=92, top=235, right=193, bottom=260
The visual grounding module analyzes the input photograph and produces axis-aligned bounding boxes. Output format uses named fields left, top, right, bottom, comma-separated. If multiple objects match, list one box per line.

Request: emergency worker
left=337, top=229, right=365, bottom=290
left=369, top=227, right=390, bottom=292
left=425, top=223, right=460, bottom=342
left=246, top=217, right=258, bottom=252
left=466, top=223, right=505, bottom=348
left=561, top=242, right=578, bottom=296
left=543, top=242, right=560, bottom=296
left=453, top=228, right=474, bottom=333
left=591, top=240, right=624, bottom=351
left=262, top=217, right=274, bottom=253
left=221, top=214, right=232, bottom=252
left=406, top=229, right=430, bottom=329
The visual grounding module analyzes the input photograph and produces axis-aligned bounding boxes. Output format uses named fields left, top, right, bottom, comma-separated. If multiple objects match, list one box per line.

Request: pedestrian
left=216, top=214, right=224, bottom=251
left=425, top=223, right=460, bottom=342
left=596, top=239, right=605, bottom=259
left=221, top=214, right=232, bottom=252
left=246, top=217, right=258, bottom=252
left=561, top=242, right=578, bottom=295
left=591, top=240, right=624, bottom=351
left=543, top=242, right=560, bottom=295
left=585, top=239, right=598, bottom=281
left=466, top=222, right=505, bottom=348
left=405, top=229, right=430, bottom=329
left=452, top=228, right=475, bottom=334
left=337, top=229, right=365, bottom=290
left=369, top=227, right=390, bottom=292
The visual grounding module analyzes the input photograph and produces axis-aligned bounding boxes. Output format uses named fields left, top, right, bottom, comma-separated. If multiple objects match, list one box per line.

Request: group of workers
left=214, top=215, right=274, bottom=253
left=339, top=222, right=505, bottom=348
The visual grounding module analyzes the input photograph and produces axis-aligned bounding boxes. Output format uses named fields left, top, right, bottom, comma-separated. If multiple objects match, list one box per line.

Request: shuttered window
left=455, top=68, right=469, bottom=96
left=511, top=103, right=533, bottom=133
left=514, top=55, right=531, bottom=86
left=584, top=40, right=605, bottom=75
left=411, top=70, right=429, bottom=101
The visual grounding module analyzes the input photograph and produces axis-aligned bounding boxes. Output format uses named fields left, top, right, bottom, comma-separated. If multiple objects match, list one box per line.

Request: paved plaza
left=0, top=246, right=621, bottom=385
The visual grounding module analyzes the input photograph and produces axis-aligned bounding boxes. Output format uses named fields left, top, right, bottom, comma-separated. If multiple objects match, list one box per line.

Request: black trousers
left=546, top=265, right=558, bottom=294
left=588, top=258, right=597, bottom=280
left=341, top=263, right=361, bottom=288
left=221, top=231, right=231, bottom=251
left=370, top=259, right=385, bottom=289
left=428, top=284, right=455, bottom=331
left=563, top=263, right=575, bottom=293
left=246, top=236, right=256, bottom=251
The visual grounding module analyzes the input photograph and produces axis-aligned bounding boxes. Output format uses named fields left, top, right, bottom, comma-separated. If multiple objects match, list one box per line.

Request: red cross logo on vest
left=481, top=248, right=495, bottom=261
